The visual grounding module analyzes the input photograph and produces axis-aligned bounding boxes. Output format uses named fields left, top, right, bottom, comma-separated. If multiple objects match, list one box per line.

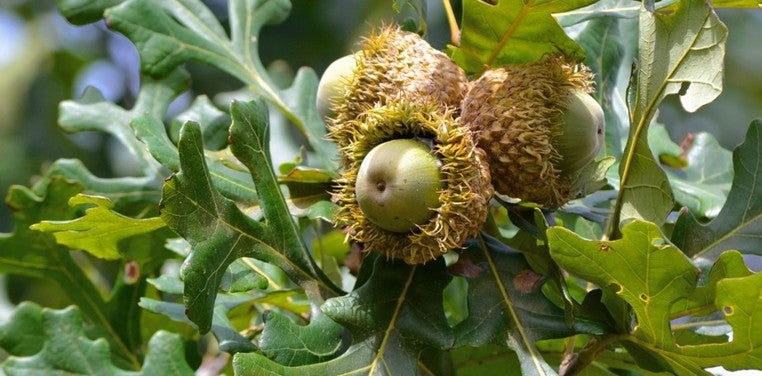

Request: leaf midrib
left=610, top=5, right=712, bottom=236
left=479, top=235, right=548, bottom=376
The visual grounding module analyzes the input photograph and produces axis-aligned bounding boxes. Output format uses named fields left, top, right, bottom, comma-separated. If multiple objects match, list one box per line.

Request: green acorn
left=460, top=56, right=605, bottom=208
left=355, top=138, right=443, bottom=233
left=316, top=53, right=357, bottom=120
left=322, top=25, right=468, bottom=152
left=334, top=100, right=492, bottom=264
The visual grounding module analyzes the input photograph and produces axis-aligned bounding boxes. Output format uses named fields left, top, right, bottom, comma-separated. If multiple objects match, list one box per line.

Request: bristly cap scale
left=326, top=25, right=468, bottom=160
left=333, top=100, right=492, bottom=265
left=460, top=55, right=603, bottom=208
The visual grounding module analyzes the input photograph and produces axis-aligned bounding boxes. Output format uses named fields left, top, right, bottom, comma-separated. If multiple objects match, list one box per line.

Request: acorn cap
left=460, top=56, right=602, bottom=208
left=334, top=100, right=492, bottom=264
left=326, top=25, right=468, bottom=154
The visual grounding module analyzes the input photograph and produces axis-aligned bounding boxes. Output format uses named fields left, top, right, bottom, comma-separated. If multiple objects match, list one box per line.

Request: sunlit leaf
left=30, top=194, right=165, bottom=260
left=449, top=0, right=597, bottom=74
left=38, top=70, right=187, bottom=212
left=611, top=0, right=727, bottom=234
left=549, top=221, right=762, bottom=374
left=0, top=178, right=144, bottom=368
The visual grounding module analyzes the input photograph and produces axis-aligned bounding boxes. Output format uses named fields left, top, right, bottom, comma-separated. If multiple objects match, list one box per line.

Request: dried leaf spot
left=598, top=243, right=612, bottom=252
left=639, top=293, right=649, bottom=302
left=448, top=257, right=483, bottom=279
left=514, top=269, right=543, bottom=293
left=123, top=261, right=140, bottom=285
left=723, top=306, right=734, bottom=315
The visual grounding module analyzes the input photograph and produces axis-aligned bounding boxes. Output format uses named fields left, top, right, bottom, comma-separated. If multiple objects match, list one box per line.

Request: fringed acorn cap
left=326, top=25, right=468, bottom=154
left=460, top=55, right=601, bottom=208
left=333, top=100, right=492, bottom=265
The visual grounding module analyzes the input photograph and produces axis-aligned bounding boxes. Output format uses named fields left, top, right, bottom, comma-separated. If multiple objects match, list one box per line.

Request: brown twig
left=560, top=334, right=623, bottom=376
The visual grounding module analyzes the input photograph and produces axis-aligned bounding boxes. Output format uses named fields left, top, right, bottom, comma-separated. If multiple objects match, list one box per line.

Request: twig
left=442, top=0, right=460, bottom=45
left=560, top=334, right=623, bottom=376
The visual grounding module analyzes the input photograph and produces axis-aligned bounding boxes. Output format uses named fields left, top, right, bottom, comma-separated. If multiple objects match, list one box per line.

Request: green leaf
left=666, top=132, right=732, bottom=219
left=0, top=302, right=45, bottom=357
left=0, top=178, right=142, bottom=369
left=160, top=100, right=341, bottom=333
left=279, top=166, right=336, bottom=222
left=233, top=255, right=453, bottom=375
left=2, top=304, right=194, bottom=375
left=392, top=0, right=427, bottom=34
left=556, top=0, right=645, bottom=26
left=30, top=194, right=165, bottom=260
left=56, top=0, right=123, bottom=24
left=449, top=0, right=597, bottom=74
left=671, top=251, right=751, bottom=322
left=452, top=345, right=521, bottom=376
left=258, top=309, right=346, bottom=365
left=105, top=0, right=338, bottom=171
left=610, top=0, right=727, bottom=235
left=221, top=259, right=269, bottom=293
left=549, top=221, right=762, bottom=374
left=49, top=70, right=189, bottom=207
left=139, top=274, right=258, bottom=354
left=170, top=95, right=230, bottom=149
left=643, top=123, right=733, bottom=219
left=131, top=115, right=258, bottom=203
left=672, top=120, right=762, bottom=260
left=454, top=235, right=605, bottom=376
left=569, top=157, right=616, bottom=200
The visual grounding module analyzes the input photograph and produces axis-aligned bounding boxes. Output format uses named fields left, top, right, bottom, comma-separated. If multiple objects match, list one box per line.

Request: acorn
left=322, top=25, right=468, bottom=152
left=333, top=100, right=492, bottom=264
left=355, top=139, right=442, bottom=233
left=460, top=56, right=605, bottom=208
left=316, top=53, right=357, bottom=120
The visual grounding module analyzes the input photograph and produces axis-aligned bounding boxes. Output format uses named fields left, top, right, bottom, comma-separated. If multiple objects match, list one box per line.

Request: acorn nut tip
left=316, top=53, right=358, bottom=121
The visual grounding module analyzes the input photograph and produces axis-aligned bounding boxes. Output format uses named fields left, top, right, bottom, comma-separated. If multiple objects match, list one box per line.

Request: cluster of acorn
left=317, top=26, right=605, bottom=264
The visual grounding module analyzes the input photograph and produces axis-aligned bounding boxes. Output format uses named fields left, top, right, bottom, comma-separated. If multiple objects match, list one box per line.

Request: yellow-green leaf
left=449, top=0, right=598, bottom=74
left=31, top=194, right=165, bottom=260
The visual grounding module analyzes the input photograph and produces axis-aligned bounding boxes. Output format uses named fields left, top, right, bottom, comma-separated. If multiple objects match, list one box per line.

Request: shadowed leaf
left=1, top=304, right=193, bottom=375
left=233, top=255, right=453, bottom=375
left=160, top=100, right=341, bottom=333
left=673, top=120, right=762, bottom=261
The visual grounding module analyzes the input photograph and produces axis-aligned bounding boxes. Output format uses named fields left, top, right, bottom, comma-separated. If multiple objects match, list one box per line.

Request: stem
left=482, top=212, right=505, bottom=241
left=561, top=334, right=623, bottom=376
left=442, top=0, right=460, bottom=46
left=671, top=319, right=728, bottom=331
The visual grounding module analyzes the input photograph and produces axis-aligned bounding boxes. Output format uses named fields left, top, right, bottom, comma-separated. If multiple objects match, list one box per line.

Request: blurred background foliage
left=0, top=0, right=760, bottom=317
